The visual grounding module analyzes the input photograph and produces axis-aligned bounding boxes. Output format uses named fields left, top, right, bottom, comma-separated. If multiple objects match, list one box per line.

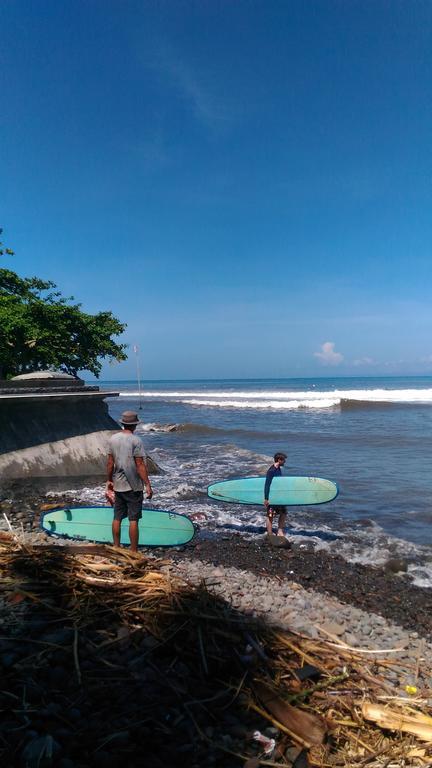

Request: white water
left=85, top=377, right=432, bottom=586
left=119, top=387, right=432, bottom=410
left=48, top=436, right=432, bottom=589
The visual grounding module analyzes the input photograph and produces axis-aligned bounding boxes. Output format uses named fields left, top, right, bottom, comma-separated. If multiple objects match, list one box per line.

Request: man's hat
left=120, top=410, right=140, bottom=426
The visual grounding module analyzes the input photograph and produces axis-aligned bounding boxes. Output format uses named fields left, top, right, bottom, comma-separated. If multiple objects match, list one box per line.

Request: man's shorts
left=113, top=490, right=144, bottom=521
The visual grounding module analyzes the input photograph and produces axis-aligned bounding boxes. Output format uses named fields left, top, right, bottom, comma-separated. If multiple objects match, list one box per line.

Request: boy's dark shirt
left=264, top=464, right=282, bottom=501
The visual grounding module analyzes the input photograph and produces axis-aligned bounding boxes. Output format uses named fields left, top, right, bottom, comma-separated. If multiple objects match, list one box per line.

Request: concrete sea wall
left=0, top=385, right=159, bottom=481
left=0, top=395, right=118, bottom=453
left=0, top=430, right=118, bottom=479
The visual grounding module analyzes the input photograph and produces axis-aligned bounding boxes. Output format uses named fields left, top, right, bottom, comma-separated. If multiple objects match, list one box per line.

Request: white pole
left=133, top=344, right=142, bottom=410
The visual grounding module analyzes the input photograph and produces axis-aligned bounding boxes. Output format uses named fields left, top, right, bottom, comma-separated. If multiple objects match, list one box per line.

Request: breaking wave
left=181, top=398, right=340, bottom=410
left=120, top=388, right=432, bottom=411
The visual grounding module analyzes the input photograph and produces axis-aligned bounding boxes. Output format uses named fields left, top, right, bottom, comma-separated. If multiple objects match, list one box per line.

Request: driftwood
left=253, top=681, right=327, bottom=746
left=362, top=701, right=432, bottom=741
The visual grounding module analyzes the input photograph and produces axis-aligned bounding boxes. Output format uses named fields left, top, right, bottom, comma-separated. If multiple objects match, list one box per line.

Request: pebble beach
left=3, top=491, right=432, bottom=768
left=3, top=491, right=432, bottom=683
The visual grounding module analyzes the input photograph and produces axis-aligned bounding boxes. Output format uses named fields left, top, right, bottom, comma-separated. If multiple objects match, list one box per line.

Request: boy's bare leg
left=129, top=520, right=139, bottom=552
left=277, top=511, right=287, bottom=537
left=112, top=519, right=121, bottom=547
left=266, top=508, right=274, bottom=535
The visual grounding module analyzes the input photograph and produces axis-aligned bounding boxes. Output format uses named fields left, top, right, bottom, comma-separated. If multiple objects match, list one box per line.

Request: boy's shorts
left=268, top=505, right=287, bottom=515
left=113, top=490, right=144, bottom=521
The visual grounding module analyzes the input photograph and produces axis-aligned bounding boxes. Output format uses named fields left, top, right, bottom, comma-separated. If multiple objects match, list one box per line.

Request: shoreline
left=2, top=489, right=432, bottom=640
left=2, top=526, right=431, bottom=704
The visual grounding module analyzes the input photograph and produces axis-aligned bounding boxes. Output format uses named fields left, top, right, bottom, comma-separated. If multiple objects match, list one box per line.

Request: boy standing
left=264, top=452, right=288, bottom=537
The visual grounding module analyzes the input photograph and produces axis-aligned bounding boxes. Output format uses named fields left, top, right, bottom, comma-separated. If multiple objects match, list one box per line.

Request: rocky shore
left=169, top=533, right=432, bottom=639
left=164, top=547, right=432, bottom=693
left=2, top=492, right=432, bottom=766
left=2, top=488, right=432, bottom=641
left=2, top=490, right=432, bottom=665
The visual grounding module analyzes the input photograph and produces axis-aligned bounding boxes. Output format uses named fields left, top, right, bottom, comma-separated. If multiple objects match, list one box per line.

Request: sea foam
left=119, top=387, right=432, bottom=410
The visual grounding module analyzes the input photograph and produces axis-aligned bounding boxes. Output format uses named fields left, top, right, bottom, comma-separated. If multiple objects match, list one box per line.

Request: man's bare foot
left=277, top=530, right=286, bottom=538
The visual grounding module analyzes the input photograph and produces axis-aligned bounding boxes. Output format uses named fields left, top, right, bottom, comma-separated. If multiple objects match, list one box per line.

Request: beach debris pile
left=1, top=531, right=432, bottom=767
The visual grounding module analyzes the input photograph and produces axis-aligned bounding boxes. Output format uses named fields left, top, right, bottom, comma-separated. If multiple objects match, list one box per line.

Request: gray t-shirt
left=108, top=431, right=145, bottom=492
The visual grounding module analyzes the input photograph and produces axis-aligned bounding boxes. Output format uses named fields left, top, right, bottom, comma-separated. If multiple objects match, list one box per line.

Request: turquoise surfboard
left=40, top=506, right=195, bottom=547
left=207, top=476, right=338, bottom=506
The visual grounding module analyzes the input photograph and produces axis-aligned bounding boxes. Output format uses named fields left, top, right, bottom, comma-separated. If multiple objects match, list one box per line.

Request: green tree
left=0, top=230, right=127, bottom=379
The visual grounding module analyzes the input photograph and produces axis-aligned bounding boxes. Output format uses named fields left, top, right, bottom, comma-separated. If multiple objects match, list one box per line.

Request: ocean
left=74, top=376, right=432, bottom=587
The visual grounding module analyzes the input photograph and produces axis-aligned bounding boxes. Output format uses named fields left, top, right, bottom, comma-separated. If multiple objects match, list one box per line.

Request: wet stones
left=384, top=557, right=409, bottom=574
left=266, top=533, right=291, bottom=548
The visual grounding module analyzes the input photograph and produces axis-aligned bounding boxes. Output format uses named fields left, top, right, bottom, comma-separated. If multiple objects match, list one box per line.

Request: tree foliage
left=0, top=230, right=127, bottom=379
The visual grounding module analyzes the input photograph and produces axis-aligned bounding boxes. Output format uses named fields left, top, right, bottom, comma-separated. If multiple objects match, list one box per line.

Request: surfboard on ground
left=207, top=476, right=338, bottom=506
left=40, top=506, right=195, bottom=547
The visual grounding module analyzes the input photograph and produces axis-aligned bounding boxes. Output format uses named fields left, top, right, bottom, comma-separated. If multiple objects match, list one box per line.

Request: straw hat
left=120, top=410, right=140, bottom=426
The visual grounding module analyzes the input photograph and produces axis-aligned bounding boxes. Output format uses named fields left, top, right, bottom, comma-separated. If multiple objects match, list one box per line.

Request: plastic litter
left=405, top=685, right=418, bottom=695
left=252, top=730, right=276, bottom=755
left=293, top=663, right=322, bottom=682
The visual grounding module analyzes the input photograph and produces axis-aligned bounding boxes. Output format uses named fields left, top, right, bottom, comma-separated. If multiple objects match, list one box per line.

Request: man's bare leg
left=277, top=511, right=287, bottom=537
left=129, top=520, right=139, bottom=553
left=112, top=519, right=121, bottom=547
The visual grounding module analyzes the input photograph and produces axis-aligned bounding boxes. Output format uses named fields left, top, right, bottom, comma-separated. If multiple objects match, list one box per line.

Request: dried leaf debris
left=0, top=532, right=431, bottom=767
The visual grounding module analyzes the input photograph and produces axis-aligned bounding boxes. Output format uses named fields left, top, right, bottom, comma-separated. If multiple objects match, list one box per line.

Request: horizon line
left=86, top=373, right=432, bottom=383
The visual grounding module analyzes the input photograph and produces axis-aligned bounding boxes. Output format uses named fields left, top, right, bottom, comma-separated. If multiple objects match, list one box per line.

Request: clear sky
left=1, top=0, right=431, bottom=380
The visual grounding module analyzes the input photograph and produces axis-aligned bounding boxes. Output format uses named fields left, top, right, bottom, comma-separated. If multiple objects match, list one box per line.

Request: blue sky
left=1, top=0, right=431, bottom=379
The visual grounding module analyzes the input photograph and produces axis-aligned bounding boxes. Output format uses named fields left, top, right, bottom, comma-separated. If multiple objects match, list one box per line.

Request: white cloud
left=314, top=341, right=344, bottom=366
left=353, top=357, right=375, bottom=366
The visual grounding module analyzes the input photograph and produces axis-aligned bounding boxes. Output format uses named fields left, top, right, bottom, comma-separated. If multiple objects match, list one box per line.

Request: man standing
left=106, top=410, right=153, bottom=552
left=264, top=452, right=288, bottom=537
